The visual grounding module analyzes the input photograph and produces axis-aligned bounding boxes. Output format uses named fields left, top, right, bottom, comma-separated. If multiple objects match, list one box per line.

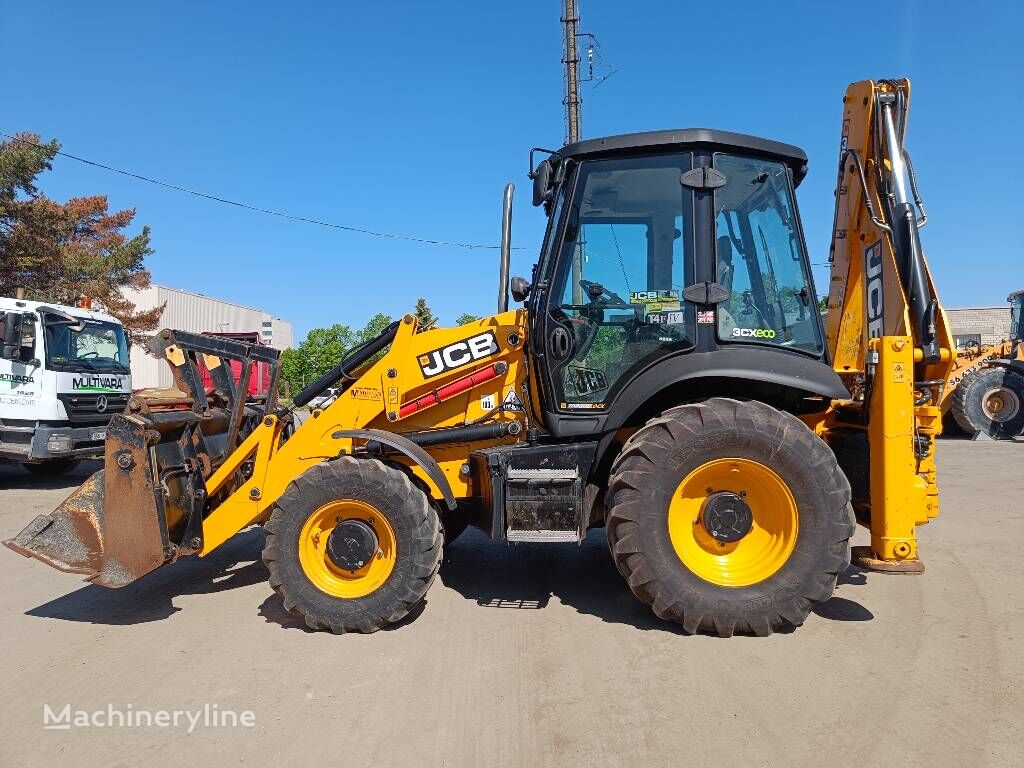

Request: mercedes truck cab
left=0, top=296, right=132, bottom=476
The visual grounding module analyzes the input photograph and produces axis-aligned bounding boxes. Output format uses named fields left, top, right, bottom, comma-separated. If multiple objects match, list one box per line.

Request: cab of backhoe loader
left=523, top=130, right=846, bottom=438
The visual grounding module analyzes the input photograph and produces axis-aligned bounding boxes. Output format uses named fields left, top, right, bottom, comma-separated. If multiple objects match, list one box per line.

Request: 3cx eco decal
left=731, top=328, right=777, bottom=339
left=418, top=331, right=499, bottom=378
left=72, top=376, right=125, bottom=392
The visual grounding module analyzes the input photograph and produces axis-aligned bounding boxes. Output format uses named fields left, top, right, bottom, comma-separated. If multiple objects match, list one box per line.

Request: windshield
left=713, top=154, right=823, bottom=355
left=1011, top=295, right=1023, bottom=342
left=44, top=316, right=130, bottom=374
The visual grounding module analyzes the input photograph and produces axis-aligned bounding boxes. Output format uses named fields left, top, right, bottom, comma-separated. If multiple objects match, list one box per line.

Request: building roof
left=557, top=129, right=809, bottom=185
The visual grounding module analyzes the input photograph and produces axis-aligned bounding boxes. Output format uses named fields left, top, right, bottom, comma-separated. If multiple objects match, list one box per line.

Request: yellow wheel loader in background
left=6, top=78, right=955, bottom=636
left=940, top=289, right=1024, bottom=438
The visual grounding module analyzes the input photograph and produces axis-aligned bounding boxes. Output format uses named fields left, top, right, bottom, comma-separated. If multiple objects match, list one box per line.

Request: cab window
left=714, top=154, right=822, bottom=355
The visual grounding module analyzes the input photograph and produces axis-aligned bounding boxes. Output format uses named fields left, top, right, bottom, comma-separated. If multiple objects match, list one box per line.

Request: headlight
left=46, top=434, right=74, bottom=453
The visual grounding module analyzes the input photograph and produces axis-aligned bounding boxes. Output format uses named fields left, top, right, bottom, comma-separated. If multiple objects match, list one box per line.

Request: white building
left=122, top=284, right=293, bottom=389
left=945, top=305, right=1012, bottom=348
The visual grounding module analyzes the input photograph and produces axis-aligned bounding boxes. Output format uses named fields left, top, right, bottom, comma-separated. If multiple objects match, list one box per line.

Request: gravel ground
left=0, top=438, right=1021, bottom=767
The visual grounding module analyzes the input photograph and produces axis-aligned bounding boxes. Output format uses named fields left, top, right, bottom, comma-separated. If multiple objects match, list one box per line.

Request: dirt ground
left=0, top=438, right=1021, bottom=767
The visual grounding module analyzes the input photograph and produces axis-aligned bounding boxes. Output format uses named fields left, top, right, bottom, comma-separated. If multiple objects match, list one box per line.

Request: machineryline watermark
left=43, top=703, right=256, bottom=734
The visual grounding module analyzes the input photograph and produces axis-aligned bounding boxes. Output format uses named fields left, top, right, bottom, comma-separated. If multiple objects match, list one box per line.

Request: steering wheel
left=78, top=351, right=99, bottom=359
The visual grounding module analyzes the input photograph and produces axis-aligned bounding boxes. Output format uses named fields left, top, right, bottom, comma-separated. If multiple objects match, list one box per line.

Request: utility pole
left=562, top=0, right=582, bottom=146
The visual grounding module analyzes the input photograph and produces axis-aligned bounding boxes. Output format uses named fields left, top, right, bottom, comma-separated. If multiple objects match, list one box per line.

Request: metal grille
left=57, top=392, right=129, bottom=424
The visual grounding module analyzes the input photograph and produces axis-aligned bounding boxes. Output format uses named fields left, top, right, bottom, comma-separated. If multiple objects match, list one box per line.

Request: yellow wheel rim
left=667, top=458, right=798, bottom=587
left=298, top=499, right=397, bottom=598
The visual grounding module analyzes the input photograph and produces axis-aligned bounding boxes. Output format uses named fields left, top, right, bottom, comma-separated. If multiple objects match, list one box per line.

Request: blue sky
left=3, top=1, right=1021, bottom=340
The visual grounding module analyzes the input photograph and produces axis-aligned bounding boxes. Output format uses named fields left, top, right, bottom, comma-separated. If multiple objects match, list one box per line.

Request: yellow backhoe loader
left=6, top=78, right=954, bottom=636
left=939, top=289, right=1024, bottom=438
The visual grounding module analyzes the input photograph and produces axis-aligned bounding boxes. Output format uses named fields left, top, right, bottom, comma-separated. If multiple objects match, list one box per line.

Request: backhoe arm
left=824, top=78, right=955, bottom=571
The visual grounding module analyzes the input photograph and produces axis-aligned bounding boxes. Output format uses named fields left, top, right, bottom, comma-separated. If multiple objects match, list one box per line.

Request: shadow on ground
left=22, top=522, right=874, bottom=633
left=441, top=529, right=874, bottom=634
left=0, top=460, right=102, bottom=492
left=24, top=528, right=269, bottom=626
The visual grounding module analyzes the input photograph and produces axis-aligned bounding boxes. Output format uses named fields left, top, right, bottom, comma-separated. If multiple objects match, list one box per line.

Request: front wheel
left=262, top=457, right=442, bottom=633
left=606, top=398, right=853, bottom=637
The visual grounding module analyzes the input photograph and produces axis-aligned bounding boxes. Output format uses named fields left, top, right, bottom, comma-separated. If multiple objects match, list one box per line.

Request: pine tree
left=0, top=132, right=161, bottom=344
left=413, top=297, right=436, bottom=331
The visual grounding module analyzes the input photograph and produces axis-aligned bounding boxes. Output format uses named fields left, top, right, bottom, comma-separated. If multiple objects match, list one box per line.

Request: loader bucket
left=5, top=414, right=174, bottom=587
left=5, top=329, right=282, bottom=588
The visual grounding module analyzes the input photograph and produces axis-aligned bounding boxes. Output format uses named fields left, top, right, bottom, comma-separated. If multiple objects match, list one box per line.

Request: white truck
left=0, top=296, right=132, bottom=476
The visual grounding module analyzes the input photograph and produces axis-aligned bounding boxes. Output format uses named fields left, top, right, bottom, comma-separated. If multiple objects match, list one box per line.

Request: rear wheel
left=21, top=459, right=81, bottom=477
left=951, top=366, right=1024, bottom=438
left=262, top=457, right=442, bottom=633
left=606, top=398, right=853, bottom=636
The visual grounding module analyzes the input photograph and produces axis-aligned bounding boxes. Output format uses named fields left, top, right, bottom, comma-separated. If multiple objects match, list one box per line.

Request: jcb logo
left=418, top=331, right=499, bottom=379
left=865, top=241, right=884, bottom=339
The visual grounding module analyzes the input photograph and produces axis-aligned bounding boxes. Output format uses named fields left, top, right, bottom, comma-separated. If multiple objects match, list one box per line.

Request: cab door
left=538, top=152, right=695, bottom=419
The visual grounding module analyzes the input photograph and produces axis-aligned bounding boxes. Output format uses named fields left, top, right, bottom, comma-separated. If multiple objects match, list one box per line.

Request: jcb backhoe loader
left=6, top=78, right=954, bottom=636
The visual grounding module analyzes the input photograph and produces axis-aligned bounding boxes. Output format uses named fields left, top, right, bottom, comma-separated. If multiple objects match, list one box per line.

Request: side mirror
left=0, top=312, right=36, bottom=362
left=0, top=312, right=21, bottom=360
left=510, top=276, right=531, bottom=303
left=531, top=159, right=553, bottom=207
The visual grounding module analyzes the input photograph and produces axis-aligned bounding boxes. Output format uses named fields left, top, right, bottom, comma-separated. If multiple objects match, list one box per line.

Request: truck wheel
left=262, top=456, right=442, bottom=633
left=606, top=398, right=853, bottom=637
left=21, top=459, right=81, bottom=477
left=950, top=366, right=1024, bottom=438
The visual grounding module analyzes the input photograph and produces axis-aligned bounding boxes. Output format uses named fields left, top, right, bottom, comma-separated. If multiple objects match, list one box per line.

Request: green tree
left=0, top=132, right=161, bottom=344
left=279, top=313, right=396, bottom=398
left=413, top=297, right=436, bottom=331
left=358, top=312, right=394, bottom=344
left=455, top=313, right=480, bottom=326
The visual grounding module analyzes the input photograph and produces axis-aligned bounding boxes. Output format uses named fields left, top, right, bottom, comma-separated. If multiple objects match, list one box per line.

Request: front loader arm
left=5, top=310, right=529, bottom=585
left=199, top=310, right=528, bottom=557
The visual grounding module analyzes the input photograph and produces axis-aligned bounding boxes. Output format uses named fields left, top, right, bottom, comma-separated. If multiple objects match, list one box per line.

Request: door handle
left=550, top=325, right=573, bottom=361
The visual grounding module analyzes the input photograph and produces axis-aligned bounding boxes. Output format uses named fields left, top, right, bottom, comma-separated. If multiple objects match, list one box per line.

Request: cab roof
left=557, top=129, right=809, bottom=186
left=0, top=296, right=121, bottom=325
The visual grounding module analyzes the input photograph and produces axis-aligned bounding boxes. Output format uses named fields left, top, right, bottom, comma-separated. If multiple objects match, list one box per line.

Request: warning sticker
left=892, top=362, right=906, bottom=384
left=480, top=393, right=496, bottom=411
left=502, top=388, right=525, bottom=412
left=630, top=290, right=679, bottom=305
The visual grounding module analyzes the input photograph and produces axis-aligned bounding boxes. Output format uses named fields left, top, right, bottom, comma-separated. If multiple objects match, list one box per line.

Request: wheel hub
left=700, top=492, right=753, bottom=543
left=982, top=386, right=1020, bottom=423
left=326, top=519, right=379, bottom=572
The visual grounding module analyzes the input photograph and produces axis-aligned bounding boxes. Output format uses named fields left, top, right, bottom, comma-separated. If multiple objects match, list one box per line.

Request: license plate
left=91, top=429, right=107, bottom=441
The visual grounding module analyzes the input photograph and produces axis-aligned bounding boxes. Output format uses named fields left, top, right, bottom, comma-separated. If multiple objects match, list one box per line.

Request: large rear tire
left=262, top=456, right=442, bottom=633
left=606, top=398, right=853, bottom=637
left=950, top=366, right=1024, bottom=438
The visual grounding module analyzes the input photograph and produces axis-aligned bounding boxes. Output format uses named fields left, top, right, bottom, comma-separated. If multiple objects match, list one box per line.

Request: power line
left=1, top=132, right=530, bottom=250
